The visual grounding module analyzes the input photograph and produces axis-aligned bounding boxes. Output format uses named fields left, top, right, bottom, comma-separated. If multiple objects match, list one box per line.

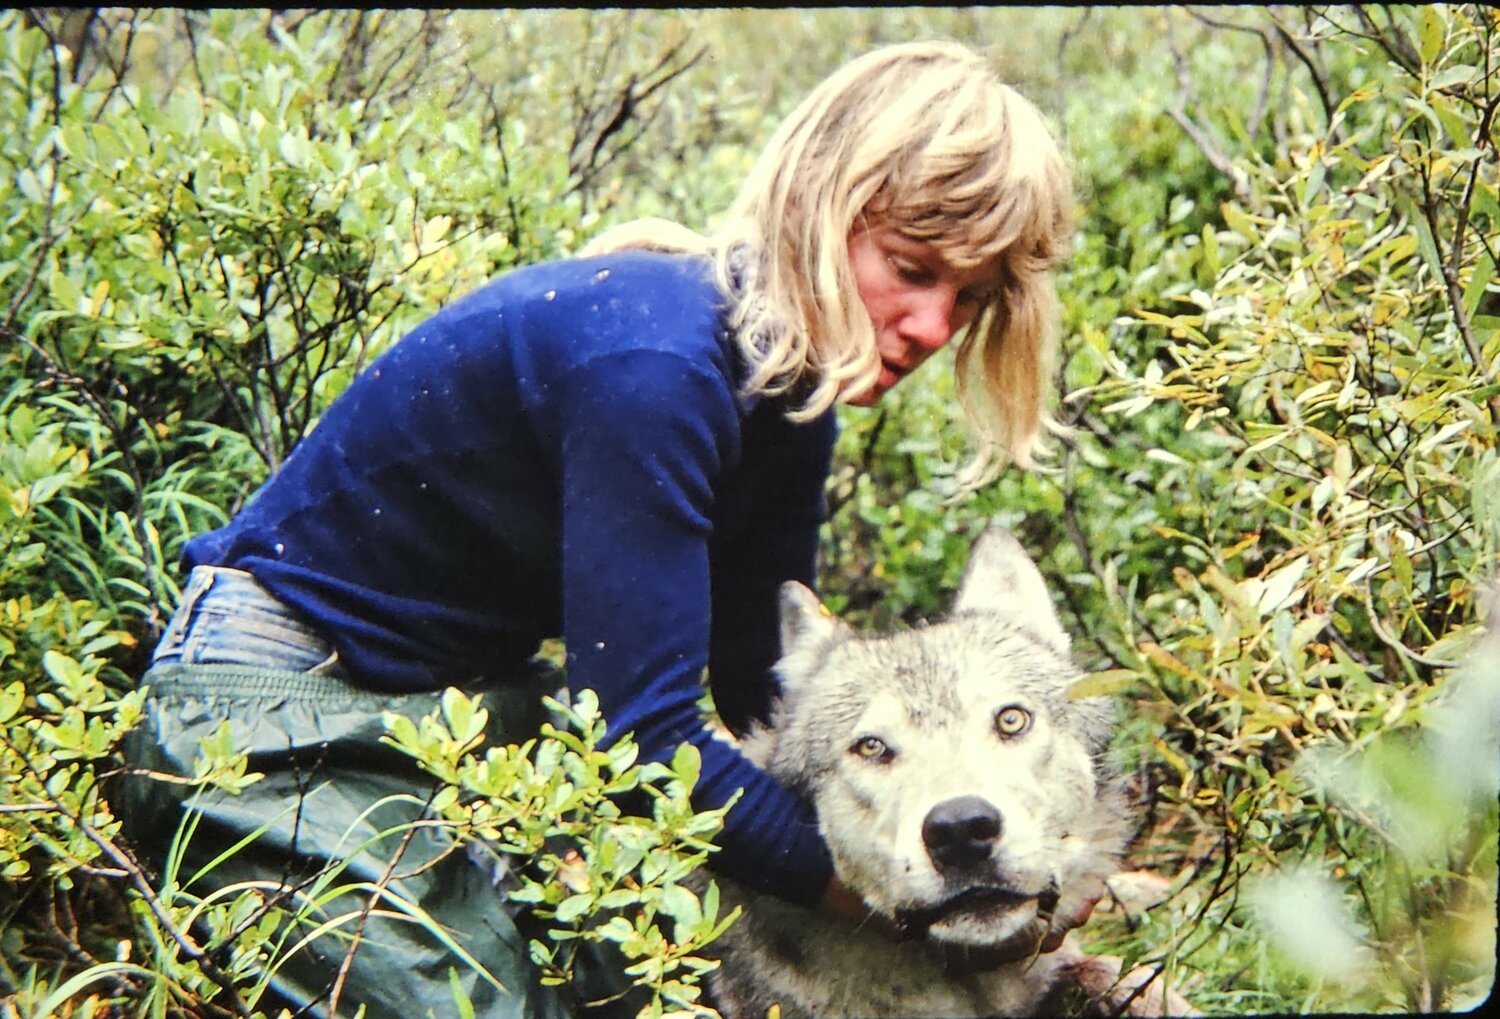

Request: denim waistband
left=152, top=565, right=345, bottom=676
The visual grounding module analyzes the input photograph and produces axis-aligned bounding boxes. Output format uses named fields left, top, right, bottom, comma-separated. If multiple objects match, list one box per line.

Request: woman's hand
left=1040, top=885, right=1102, bottom=953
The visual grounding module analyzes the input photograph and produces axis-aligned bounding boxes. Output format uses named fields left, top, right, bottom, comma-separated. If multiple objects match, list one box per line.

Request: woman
left=124, top=39, right=1075, bottom=1019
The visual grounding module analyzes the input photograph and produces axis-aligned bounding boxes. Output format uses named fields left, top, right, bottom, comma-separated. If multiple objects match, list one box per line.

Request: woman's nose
left=900, top=290, right=960, bottom=352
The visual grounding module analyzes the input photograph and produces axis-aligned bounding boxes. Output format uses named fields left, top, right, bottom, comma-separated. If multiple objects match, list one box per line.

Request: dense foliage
left=2, top=7, right=1496, bottom=1017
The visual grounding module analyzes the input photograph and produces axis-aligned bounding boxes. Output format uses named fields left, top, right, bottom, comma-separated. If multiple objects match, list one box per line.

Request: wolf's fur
left=708, top=528, right=1138, bottom=1018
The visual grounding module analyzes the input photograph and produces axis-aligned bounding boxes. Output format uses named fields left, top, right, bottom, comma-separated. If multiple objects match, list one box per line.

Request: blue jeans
left=122, top=566, right=577, bottom=1019
left=151, top=565, right=346, bottom=674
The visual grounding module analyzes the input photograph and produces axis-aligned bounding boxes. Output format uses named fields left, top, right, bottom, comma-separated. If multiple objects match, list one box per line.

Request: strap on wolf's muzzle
left=1037, top=882, right=1061, bottom=923
left=893, top=910, right=930, bottom=942
left=897, top=880, right=1065, bottom=973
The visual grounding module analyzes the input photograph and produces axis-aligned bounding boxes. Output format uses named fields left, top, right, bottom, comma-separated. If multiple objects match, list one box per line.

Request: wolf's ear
left=778, top=581, right=847, bottom=658
left=952, top=527, right=1069, bottom=653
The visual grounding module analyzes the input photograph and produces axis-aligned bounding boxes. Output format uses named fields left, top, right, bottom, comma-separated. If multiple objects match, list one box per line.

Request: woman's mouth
left=878, top=358, right=911, bottom=390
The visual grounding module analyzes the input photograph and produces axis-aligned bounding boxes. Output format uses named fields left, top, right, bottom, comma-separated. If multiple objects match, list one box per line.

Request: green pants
left=120, top=661, right=578, bottom=1019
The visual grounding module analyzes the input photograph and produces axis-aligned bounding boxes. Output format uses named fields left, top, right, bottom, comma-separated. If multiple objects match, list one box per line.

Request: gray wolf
left=707, top=527, right=1192, bottom=1017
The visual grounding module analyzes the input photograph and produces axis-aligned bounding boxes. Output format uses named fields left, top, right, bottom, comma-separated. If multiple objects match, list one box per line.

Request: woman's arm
left=549, top=348, right=834, bottom=905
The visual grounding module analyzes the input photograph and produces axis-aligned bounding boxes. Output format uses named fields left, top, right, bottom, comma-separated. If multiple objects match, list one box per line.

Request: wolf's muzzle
left=922, top=794, right=1003, bottom=872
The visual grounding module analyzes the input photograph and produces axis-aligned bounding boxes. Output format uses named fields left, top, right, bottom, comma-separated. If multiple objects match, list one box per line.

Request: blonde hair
left=587, top=41, right=1074, bottom=485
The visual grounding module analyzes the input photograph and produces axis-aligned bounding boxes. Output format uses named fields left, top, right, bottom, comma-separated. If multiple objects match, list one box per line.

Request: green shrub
left=1071, top=7, right=1499, bottom=1011
left=1, top=10, right=736, bottom=1016
left=821, top=7, right=1497, bottom=1012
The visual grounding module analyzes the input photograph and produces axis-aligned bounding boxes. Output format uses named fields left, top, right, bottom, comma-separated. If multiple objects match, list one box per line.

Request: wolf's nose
left=922, top=796, right=1002, bottom=871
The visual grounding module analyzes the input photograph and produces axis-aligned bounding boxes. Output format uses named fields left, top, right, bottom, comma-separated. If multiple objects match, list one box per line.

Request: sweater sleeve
left=549, top=349, right=833, bottom=906
left=708, top=407, right=836, bottom=737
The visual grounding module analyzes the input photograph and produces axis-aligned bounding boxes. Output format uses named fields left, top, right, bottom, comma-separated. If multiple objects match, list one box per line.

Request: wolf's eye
left=851, top=735, right=894, bottom=763
left=994, top=706, right=1032, bottom=738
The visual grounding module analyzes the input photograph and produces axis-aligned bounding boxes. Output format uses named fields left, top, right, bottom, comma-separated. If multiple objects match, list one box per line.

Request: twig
left=1186, top=0, right=1282, bottom=140
left=326, top=792, right=434, bottom=1018
left=1165, top=14, right=1252, bottom=202
left=1360, top=591, right=1460, bottom=671
left=1414, top=150, right=1500, bottom=425
left=1264, top=9, right=1342, bottom=139
left=1351, top=5, right=1423, bottom=78
left=79, top=818, right=253, bottom=1016
left=0, top=725, right=254, bottom=1016
left=564, top=23, right=706, bottom=204
left=483, top=85, right=527, bottom=254
left=1053, top=7, right=1094, bottom=147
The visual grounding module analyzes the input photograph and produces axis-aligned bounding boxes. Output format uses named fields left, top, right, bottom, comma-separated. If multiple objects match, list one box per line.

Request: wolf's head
left=750, top=527, right=1131, bottom=950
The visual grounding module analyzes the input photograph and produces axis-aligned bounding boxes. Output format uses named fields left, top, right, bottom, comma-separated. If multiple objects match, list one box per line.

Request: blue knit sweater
left=183, top=250, right=836, bottom=905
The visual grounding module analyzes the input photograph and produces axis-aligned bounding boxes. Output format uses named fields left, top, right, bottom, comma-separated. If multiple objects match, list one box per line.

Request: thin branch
left=1053, top=7, right=1094, bottom=147
left=180, top=8, right=209, bottom=98
left=565, top=27, right=706, bottom=203
left=78, top=817, right=253, bottom=1016
left=1265, top=10, right=1341, bottom=135
left=0, top=728, right=253, bottom=1016
left=92, top=9, right=142, bottom=118
left=1414, top=148, right=1500, bottom=424
left=483, top=85, right=526, bottom=252
left=1351, top=5, right=1423, bottom=78
left=326, top=792, right=437, bottom=1018
left=1165, top=14, right=1252, bottom=202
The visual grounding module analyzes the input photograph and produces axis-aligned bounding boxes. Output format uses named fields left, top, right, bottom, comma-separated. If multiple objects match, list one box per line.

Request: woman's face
left=843, top=222, right=1001, bottom=406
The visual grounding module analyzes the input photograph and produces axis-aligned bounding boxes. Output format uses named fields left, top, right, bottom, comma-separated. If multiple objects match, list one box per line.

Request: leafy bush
left=821, top=6, right=1497, bottom=1013
left=1053, top=7, right=1498, bottom=1012
left=1, top=9, right=739, bottom=1017
left=386, top=689, right=738, bottom=1017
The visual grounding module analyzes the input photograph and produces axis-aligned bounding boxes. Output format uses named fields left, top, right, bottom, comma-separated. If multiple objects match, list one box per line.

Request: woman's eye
left=994, top=706, right=1033, bottom=738
left=888, top=257, right=932, bottom=284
